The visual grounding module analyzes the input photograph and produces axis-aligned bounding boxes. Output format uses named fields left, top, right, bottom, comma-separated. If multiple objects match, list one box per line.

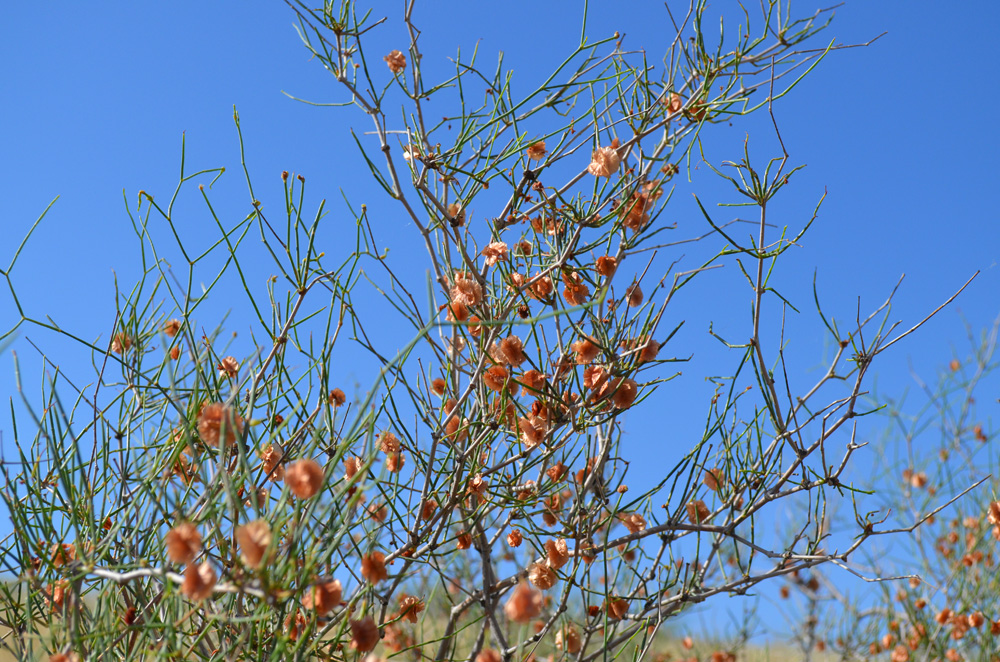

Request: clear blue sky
left=2, top=0, right=998, bottom=644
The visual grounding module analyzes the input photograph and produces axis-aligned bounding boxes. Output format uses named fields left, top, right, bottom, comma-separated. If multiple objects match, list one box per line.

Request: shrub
left=801, top=320, right=1000, bottom=661
left=0, top=2, right=977, bottom=661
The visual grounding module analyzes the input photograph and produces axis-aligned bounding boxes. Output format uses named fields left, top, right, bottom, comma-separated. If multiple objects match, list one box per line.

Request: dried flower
left=285, top=459, right=324, bottom=499
left=44, top=580, right=69, bottom=612
left=181, top=562, right=216, bottom=602
left=379, top=431, right=401, bottom=455
left=528, top=562, right=557, bottom=589
left=482, top=242, right=509, bottom=266
left=484, top=365, right=518, bottom=395
left=362, top=551, right=388, bottom=583
left=197, top=402, right=243, bottom=448
left=50, top=543, right=76, bottom=568
left=236, top=520, right=272, bottom=569
left=703, top=468, right=723, bottom=492
left=217, top=356, right=239, bottom=379
left=169, top=346, right=181, bottom=360
left=421, top=499, right=438, bottom=520
left=447, top=202, right=466, bottom=227
left=284, top=609, right=308, bottom=641
left=596, top=255, right=618, bottom=277
left=987, top=501, right=1000, bottom=526
left=386, top=451, right=405, bottom=472
left=430, top=378, right=447, bottom=395
left=685, top=96, right=710, bottom=121
left=384, top=50, right=406, bottom=73
left=546, top=462, right=567, bottom=482
left=626, top=282, right=644, bottom=307
left=638, top=338, right=660, bottom=364
left=350, top=617, right=380, bottom=652
left=620, top=190, right=652, bottom=232
left=556, top=625, right=581, bottom=653
left=620, top=512, right=647, bottom=534
left=663, top=92, right=683, bottom=115
left=464, top=315, right=484, bottom=337
left=451, top=271, right=483, bottom=307
left=611, top=378, right=638, bottom=409
left=49, top=654, right=80, bottom=662
left=260, top=443, right=284, bottom=481
left=111, top=333, right=132, bottom=354
left=588, top=145, right=621, bottom=178
left=476, top=649, right=502, bottom=662
left=545, top=538, right=570, bottom=569
left=402, top=144, right=422, bottom=162
left=368, top=501, right=388, bottom=523
left=519, top=369, right=545, bottom=393
left=518, top=415, right=547, bottom=448
left=562, top=271, right=590, bottom=306
left=163, top=319, right=181, bottom=337
left=583, top=365, right=610, bottom=395
left=343, top=455, right=363, bottom=482
left=686, top=500, right=711, bottom=524
left=304, top=579, right=343, bottom=614
left=572, top=337, right=601, bottom=365
left=444, top=412, right=469, bottom=442
left=888, top=645, right=909, bottom=662
left=165, top=522, right=201, bottom=565
left=498, top=335, right=528, bottom=366
left=456, top=531, right=473, bottom=549
left=467, top=473, right=488, bottom=497
left=398, top=593, right=426, bottom=623
left=507, top=529, right=523, bottom=547
left=605, top=597, right=629, bottom=620
left=542, top=493, right=561, bottom=527
left=529, top=273, right=554, bottom=301
left=329, top=388, right=347, bottom=407
left=504, top=582, right=543, bottom=623
left=526, top=141, right=546, bottom=160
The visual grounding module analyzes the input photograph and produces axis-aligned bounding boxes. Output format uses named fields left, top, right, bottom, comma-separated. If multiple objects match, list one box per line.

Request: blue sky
left=2, top=0, right=999, bottom=645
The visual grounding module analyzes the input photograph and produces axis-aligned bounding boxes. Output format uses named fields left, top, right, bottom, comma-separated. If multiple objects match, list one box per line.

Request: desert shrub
left=0, top=2, right=976, bottom=661
left=795, top=319, right=1000, bottom=662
